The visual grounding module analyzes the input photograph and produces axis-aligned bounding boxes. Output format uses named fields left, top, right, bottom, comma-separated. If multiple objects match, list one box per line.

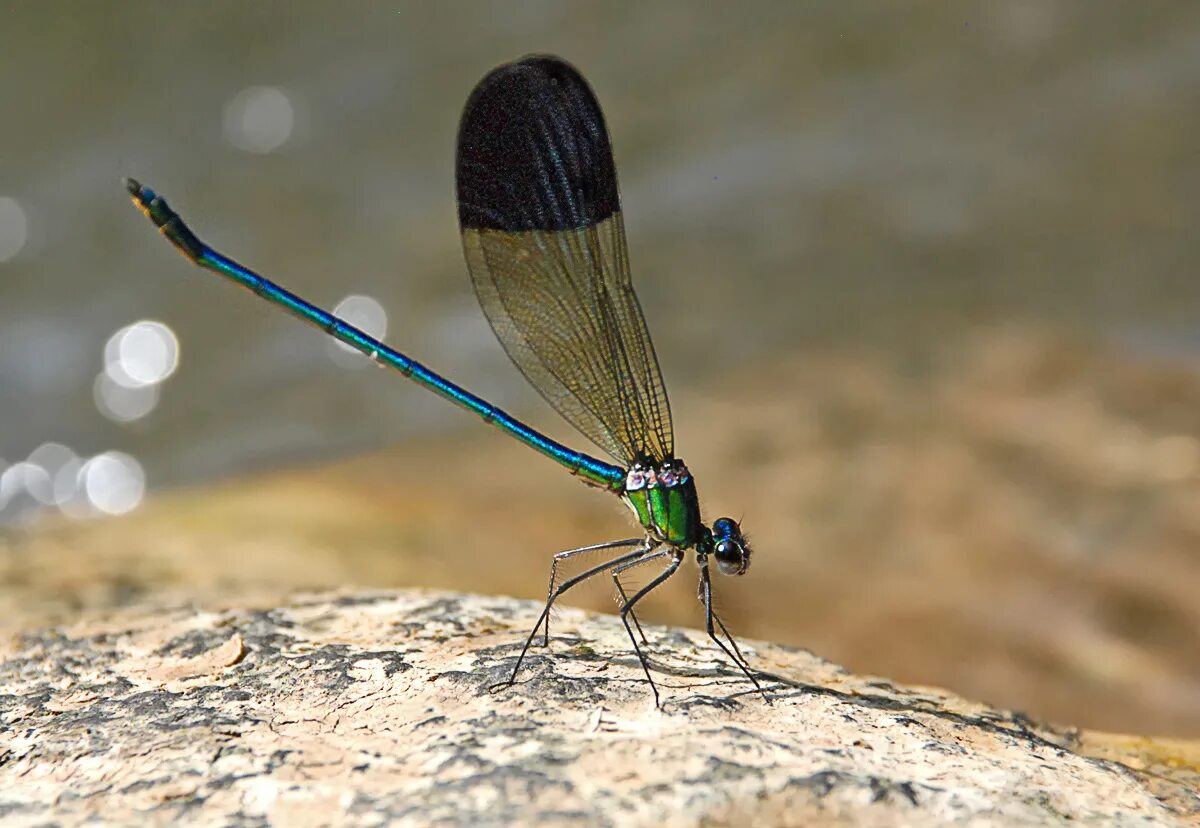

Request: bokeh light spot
left=104, top=320, right=179, bottom=388
left=0, top=196, right=28, bottom=262
left=3, top=461, right=51, bottom=505
left=0, top=459, right=15, bottom=509
left=52, top=456, right=84, bottom=508
left=330, top=294, right=389, bottom=365
left=95, top=371, right=160, bottom=422
left=81, top=452, right=145, bottom=516
left=223, top=86, right=295, bottom=154
left=28, top=442, right=77, bottom=479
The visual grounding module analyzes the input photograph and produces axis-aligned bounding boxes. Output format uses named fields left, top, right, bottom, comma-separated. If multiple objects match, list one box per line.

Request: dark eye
left=714, top=539, right=746, bottom=575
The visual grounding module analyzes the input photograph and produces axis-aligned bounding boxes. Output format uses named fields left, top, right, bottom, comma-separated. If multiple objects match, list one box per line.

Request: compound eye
left=712, top=517, right=737, bottom=536
left=714, top=539, right=747, bottom=575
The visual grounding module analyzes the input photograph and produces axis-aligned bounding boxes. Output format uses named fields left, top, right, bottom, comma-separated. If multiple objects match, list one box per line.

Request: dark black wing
left=456, top=55, right=672, bottom=467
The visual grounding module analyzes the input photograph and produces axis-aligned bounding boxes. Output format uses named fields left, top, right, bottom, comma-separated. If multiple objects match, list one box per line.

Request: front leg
left=698, top=555, right=770, bottom=702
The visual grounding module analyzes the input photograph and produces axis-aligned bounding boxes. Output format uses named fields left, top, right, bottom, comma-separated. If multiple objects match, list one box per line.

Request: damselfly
left=126, top=55, right=764, bottom=706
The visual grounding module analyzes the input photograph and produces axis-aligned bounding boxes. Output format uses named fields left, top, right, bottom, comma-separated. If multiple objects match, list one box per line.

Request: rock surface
left=1, top=590, right=1196, bottom=825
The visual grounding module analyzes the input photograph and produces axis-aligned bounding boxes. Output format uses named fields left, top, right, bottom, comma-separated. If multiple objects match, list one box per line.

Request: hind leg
left=494, top=539, right=653, bottom=691
left=540, top=537, right=644, bottom=646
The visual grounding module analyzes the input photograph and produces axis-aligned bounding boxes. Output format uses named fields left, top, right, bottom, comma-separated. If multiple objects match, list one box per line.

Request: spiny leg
left=698, top=557, right=769, bottom=701
left=613, top=574, right=648, bottom=645
left=613, top=544, right=682, bottom=646
left=541, top=537, right=644, bottom=646
left=494, top=541, right=653, bottom=690
left=697, top=560, right=755, bottom=674
left=712, top=610, right=754, bottom=674
left=615, top=548, right=683, bottom=707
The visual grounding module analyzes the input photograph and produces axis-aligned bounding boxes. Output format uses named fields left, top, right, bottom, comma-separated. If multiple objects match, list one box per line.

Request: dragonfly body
left=126, top=55, right=762, bottom=706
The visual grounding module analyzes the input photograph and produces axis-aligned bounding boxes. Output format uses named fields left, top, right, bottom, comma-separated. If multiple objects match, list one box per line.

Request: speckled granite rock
left=1, top=590, right=1195, bottom=825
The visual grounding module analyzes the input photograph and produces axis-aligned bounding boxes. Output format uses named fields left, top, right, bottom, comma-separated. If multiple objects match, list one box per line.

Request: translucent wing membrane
left=456, top=55, right=673, bottom=467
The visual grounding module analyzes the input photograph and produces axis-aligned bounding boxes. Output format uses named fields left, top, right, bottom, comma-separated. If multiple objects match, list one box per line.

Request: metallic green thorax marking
left=623, top=463, right=703, bottom=547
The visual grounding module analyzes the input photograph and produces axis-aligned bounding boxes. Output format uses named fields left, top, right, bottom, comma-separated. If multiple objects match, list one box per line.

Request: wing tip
left=456, top=54, right=620, bottom=233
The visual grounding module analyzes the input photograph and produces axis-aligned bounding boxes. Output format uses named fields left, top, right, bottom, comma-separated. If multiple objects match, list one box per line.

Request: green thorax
left=621, top=459, right=703, bottom=548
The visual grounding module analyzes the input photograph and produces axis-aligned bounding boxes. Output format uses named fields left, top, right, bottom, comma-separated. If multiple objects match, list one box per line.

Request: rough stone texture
left=1, top=590, right=1196, bottom=826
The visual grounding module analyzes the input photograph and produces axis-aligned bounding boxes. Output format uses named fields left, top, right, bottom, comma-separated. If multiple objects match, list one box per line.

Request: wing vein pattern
left=456, top=56, right=672, bottom=467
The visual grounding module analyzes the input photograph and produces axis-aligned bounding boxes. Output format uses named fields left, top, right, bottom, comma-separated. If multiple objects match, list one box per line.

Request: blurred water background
left=2, top=3, right=1199, bottom=735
